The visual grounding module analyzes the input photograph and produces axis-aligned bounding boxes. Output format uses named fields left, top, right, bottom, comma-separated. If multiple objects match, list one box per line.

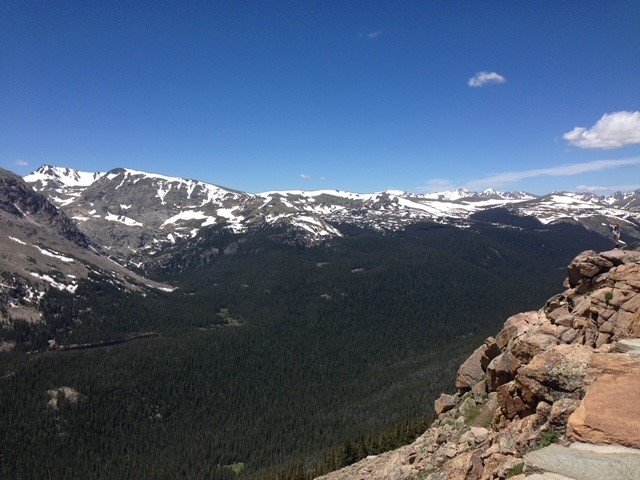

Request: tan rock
left=518, top=344, right=640, bottom=403
left=546, top=305, right=570, bottom=323
left=456, top=344, right=488, bottom=392
left=471, top=380, right=487, bottom=402
left=621, top=292, right=640, bottom=313
left=571, top=297, right=592, bottom=317
left=573, top=316, right=588, bottom=329
left=583, top=328, right=597, bottom=347
left=599, top=320, right=614, bottom=334
left=480, top=337, right=501, bottom=370
left=608, top=261, right=640, bottom=280
left=487, top=351, right=520, bottom=391
left=611, top=310, right=635, bottom=337
left=511, top=333, right=558, bottom=364
left=593, top=287, right=635, bottom=309
left=568, top=374, right=640, bottom=449
left=434, top=393, right=458, bottom=415
left=629, top=311, right=640, bottom=338
left=497, top=382, right=533, bottom=420
left=547, top=398, right=580, bottom=429
left=496, top=312, right=543, bottom=350
left=555, top=314, right=575, bottom=327
left=538, top=322, right=558, bottom=336
left=567, top=251, right=613, bottom=287
left=601, top=249, right=640, bottom=265
left=516, top=344, right=592, bottom=401
left=595, top=332, right=611, bottom=348
left=560, top=328, right=580, bottom=344
left=437, top=450, right=481, bottom=480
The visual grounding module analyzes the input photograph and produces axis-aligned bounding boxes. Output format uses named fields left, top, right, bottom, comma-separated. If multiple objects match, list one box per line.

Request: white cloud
left=14, top=159, right=28, bottom=167
left=465, top=157, right=640, bottom=190
left=468, top=71, right=506, bottom=88
left=563, top=111, right=640, bottom=150
left=359, top=31, right=382, bottom=39
left=418, top=178, right=456, bottom=193
left=299, top=174, right=311, bottom=180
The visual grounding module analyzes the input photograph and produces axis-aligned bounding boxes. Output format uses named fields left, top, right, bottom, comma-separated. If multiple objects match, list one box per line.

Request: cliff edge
left=317, top=249, right=640, bottom=480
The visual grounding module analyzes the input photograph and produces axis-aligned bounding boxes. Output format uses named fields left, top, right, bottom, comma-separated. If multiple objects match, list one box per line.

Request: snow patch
left=8, top=236, right=27, bottom=245
left=105, top=213, right=143, bottom=227
left=35, top=246, right=74, bottom=263
left=161, top=210, right=215, bottom=227
left=29, top=272, right=77, bottom=293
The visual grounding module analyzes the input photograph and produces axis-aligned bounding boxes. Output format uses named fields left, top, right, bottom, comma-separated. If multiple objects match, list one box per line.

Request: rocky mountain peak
left=0, top=168, right=89, bottom=248
left=318, top=248, right=640, bottom=479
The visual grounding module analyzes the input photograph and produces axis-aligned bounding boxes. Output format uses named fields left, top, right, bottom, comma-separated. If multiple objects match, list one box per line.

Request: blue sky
left=2, top=1, right=639, bottom=194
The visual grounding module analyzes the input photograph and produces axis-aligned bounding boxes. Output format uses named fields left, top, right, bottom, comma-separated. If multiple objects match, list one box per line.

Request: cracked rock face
left=317, top=249, right=640, bottom=480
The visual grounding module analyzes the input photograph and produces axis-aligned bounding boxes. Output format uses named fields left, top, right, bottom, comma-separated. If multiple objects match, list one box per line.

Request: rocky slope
left=0, top=168, right=169, bottom=335
left=317, top=249, right=640, bottom=479
left=24, top=166, right=640, bottom=266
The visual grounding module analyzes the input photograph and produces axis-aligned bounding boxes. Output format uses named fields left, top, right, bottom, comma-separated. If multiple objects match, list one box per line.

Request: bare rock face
left=456, top=345, right=487, bottom=392
left=434, top=393, right=459, bottom=415
left=317, top=250, right=640, bottom=480
left=47, top=386, right=84, bottom=410
left=567, top=250, right=613, bottom=288
left=568, top=374, right=640, bottom=449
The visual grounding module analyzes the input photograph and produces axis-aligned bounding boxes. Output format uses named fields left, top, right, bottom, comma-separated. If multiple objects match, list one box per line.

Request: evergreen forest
left=0, top=221, right=611, bottom=479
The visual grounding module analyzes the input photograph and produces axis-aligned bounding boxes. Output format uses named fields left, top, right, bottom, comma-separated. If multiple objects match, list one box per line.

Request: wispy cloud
left=359, top=31, right=382, bottom=39
left=465, top=157, right=640, bottom=190
left=575, top=185, right=610, bottom=193
left=299, top=174, right=311, bottom=180
left=468, top=71, right=506, bottom=88
left=14, top=159, right=28, bottom=167
left=418, top=178, right=455, bottom=193
left=563, top=111, right=640, bottom=150
left=576, top=183, right=640, bottom=194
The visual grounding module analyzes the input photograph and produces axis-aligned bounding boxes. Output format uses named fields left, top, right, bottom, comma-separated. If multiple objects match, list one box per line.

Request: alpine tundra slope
left=25, top=165, right=640, bottom=268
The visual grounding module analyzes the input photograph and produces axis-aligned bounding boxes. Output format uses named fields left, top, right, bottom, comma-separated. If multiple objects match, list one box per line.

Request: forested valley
left=0, top=221, right=611, bottom=479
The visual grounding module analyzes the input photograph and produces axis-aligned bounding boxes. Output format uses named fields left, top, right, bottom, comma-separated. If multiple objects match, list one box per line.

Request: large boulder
left=600, top=249, right=640, bottom=266
left=434, top=393, right=459, bottom=415
left=567, top=374, right=640, bottom=449
left=517, top=344, right=640, bottom=404
left=511, top=332, right=558, bottom=364
left=567, top=251, right=613, bottom=288
left=456, top=345, right=488, bottom=392
left=487, top=351, right=520, bottom=392
left=496, top=312, right=544, bottom=350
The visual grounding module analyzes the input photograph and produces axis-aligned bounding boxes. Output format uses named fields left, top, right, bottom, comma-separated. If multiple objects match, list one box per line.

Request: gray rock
left=524, top=443, right=640, bottom=480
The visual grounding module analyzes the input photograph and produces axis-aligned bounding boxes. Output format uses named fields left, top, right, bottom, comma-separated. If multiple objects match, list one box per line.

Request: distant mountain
left=23, top=165, right=640, bottom=267
left=0, top=167, right=168, bottom=328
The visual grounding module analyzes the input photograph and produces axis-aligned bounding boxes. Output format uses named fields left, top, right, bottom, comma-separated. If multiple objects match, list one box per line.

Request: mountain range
left=2, top=164, right=637, bottom=479
left=1, top=163, right=637, bottom=326
left=24, top=165, right=640, bottom=268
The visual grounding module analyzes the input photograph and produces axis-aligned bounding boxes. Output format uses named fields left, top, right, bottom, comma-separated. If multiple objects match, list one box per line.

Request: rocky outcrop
left=0, top=167, right=89, bottom=248
left=317, top=249, right=640, bottom=480
left=567, top=374, right=640, bottom=449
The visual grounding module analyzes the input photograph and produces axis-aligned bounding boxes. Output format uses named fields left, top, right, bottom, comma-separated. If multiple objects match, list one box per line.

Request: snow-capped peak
left=421, top=188, right=474, bottom=201
left=25, top=165, right=105, bottom=187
